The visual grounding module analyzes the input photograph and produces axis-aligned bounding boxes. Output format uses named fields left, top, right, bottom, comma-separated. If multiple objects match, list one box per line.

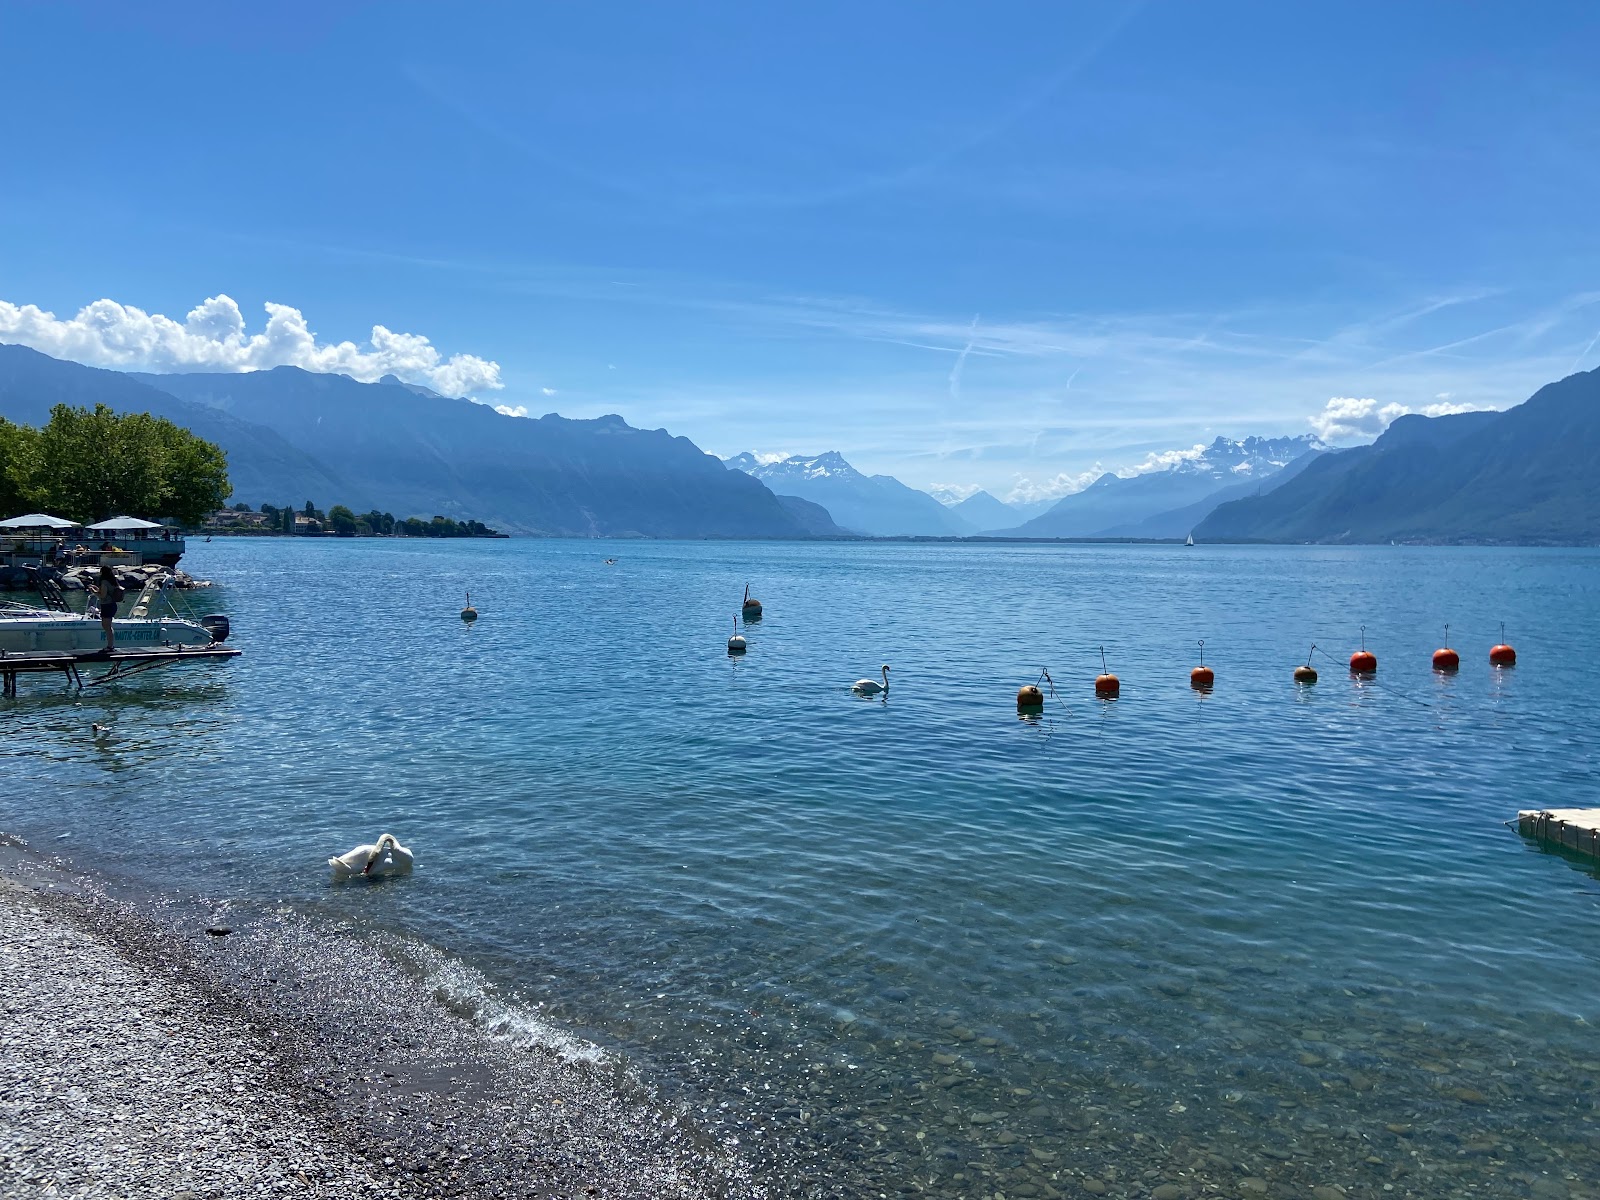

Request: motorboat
left=0, top=576, right=224, bottom=656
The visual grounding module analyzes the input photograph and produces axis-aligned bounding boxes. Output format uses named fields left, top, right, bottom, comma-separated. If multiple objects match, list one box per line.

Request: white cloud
left=541, top=386, right=558, bottom=396
left=1308, top=395, right=1496, bottom=443
left=0, top=293, right=503, bottom=396
left=1005, top=467, right=1105, bottom=505
left=1122, top=443, right=1207, bottom=476
left=494, top=404, right=529, bottom=418
left=928, top=483, right=982, bottom=505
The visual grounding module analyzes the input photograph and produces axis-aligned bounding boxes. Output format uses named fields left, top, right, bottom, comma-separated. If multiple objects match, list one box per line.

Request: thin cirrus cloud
left=0, top=293, right=504, bottom=397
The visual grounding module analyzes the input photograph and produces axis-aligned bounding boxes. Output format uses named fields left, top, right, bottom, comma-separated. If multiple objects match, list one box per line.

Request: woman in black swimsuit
left=95, top=564, right=123, bottom=652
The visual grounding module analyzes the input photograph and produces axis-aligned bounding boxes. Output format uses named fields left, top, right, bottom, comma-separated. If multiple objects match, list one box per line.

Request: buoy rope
left=1036, top=666, right=1071, bottom=715
left=1311, top=644, right=1434, bottom=711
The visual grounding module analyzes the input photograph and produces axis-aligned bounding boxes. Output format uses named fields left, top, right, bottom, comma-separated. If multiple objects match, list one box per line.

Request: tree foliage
left=0, top=404, right=230, bottom=525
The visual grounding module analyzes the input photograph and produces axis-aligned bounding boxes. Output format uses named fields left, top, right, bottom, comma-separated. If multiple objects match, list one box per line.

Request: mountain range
left=0, top=344, right=834, bottom=538
left=996, top=436, right=1326, bottom=538
left=5, top=340, right=1597, bottom=544
left=724, top=451, right=970, bottom=537
left=1196, top=369, right=1600, bottom=543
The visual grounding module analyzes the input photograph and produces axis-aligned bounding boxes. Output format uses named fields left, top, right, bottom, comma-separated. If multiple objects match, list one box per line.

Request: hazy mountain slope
left=996, top=436, right=1322, bottom=538
left=946, top=489, right=1021, bottom=533
left=775, top=493, right=851, bottom=536
left=1197, top=376, right=1600, bottom=543
left=726, top=451, right=967, bottom=536
left=0, top=343, right=348, bottom=506
left=135, top=366, right=812, bottom=537
left=1100, top=448, right=1326, bottom=538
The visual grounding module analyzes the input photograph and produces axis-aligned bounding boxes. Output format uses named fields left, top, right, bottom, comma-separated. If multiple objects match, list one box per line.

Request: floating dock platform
left=1517, top=808, right=1600, bottom=863
left=0, top=644, right=240, bottom=696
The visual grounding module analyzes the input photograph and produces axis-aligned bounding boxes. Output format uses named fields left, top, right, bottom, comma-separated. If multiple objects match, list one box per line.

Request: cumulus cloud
left=928, top=483, right=983, bottom=505
left=1123, top=443, right=1207, bottom=476
left=540, top=386, right=558, bottom=396
left=0, top=293, right=503, bottom=396
left=1005, top=467, right=1105, bottom=505
left=494, top=404, right=530, bottom=418
left=1308, top=396, right=1493, bottom=443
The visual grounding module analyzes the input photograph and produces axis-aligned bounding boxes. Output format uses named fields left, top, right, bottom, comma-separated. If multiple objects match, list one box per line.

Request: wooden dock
left=0, top=644, right=240, bottom=696
left=1517, top=808, right=1600, bottom=862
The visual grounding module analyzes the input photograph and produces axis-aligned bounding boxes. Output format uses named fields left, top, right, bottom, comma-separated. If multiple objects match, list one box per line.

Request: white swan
left=329, top=833, right=414, bottom=880
left=852, top=664, right=890, bottom=695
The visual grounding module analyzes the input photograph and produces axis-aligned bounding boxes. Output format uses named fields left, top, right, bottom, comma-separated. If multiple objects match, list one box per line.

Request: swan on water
left=852, top=665, right=890, bottom=695
left=329, top=833, right=414, bottom=880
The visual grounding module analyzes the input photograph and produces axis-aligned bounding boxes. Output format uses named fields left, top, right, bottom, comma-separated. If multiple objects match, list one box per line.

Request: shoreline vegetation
left=201, top=503, right=507, bottom=539
left=0, top=834, right=749, bottom=1199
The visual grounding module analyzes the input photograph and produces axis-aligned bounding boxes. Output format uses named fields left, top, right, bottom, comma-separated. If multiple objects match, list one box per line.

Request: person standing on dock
left=94, top=565, right=124, bottom=652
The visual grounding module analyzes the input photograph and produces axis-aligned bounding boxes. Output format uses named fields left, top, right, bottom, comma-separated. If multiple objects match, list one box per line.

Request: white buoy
left=852, top=664, right=890, bottom=695
left=728, top=615, right=747, bottom=655
left=329, top=833, right=414, bottom=880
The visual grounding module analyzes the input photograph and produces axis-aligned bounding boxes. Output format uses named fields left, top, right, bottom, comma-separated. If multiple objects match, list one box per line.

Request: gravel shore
left=0, top=845, right=757, bottom=1200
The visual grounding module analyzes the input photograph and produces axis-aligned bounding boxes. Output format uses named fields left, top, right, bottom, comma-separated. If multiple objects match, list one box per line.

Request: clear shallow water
left=5, top=539, right=1600, bottom=1198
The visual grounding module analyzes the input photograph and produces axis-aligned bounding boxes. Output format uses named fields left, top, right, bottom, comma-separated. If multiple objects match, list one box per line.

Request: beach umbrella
left=85, top=516, right=164, bottom=531
left=0, top=513, right=78, bottom=529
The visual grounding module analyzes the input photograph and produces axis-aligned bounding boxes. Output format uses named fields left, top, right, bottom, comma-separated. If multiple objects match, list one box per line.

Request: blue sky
left=3, top=1, right=1599, bottom=501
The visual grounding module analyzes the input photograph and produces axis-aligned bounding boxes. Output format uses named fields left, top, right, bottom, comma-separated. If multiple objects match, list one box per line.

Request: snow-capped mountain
left=997, top=435, right=1326, bottom=538
left=725, top=451, right=969, bottom=536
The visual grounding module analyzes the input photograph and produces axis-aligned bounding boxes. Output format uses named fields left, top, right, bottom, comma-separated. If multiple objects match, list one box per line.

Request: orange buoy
left=1349, top=626, right=1376, bottom=675
left=741, top=582, right=762, bottom=618
left=1432, top=625, right=1458, bottom=672
left=1094, top=646, right=1120, bottom=698
left=1017, top=684, right=1044, bottom=709
left=1190, top=639, right=1213, bottom=690
left=1294, top=644, right=1318, bottom=684
left=460, top=591, right=478, bottom=622
left=1490, top=622, right=1517, bottom=667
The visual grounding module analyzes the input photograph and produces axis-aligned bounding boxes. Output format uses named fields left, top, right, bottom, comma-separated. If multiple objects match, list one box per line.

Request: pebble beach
left=0, top=841, right=755, bottom=1200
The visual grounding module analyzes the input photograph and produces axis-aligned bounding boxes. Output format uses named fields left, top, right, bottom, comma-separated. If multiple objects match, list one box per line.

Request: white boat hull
left=0, top=610, right=213, bottom=655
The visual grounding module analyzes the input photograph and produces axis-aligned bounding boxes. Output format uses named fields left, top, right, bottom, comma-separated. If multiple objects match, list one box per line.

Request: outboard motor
left=199, top=614, right=231, bottom=643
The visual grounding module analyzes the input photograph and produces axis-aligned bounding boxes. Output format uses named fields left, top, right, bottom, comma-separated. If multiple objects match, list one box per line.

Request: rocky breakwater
left=0, top=561, right=212, bottom=594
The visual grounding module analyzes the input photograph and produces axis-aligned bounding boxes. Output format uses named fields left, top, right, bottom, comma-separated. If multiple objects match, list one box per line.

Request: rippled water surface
left=6, top=539, right=1600, bottom=1198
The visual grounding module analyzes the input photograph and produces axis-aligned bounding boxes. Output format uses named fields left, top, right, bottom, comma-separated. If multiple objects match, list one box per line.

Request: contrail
left=1568, top=326, right=1600, bottom=374
left=949, top=313, right=981, bottom=400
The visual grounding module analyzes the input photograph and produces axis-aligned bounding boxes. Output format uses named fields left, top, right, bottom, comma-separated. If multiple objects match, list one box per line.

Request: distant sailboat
left=1185, top=532, right=1195, bottom=547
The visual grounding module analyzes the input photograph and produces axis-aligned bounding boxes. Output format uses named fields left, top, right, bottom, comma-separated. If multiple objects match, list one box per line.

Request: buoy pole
left=1095, top=645, right=1120, bottom=698
left=1350, top=625, right=1377, bottom=675
left=1294, top=644, right=1318, bottom=684
left=1490, top=621, right=1517, bottom=667
left=1190, top=638, right=1214, bottom=691
left=1432, top=622, right=1460, bottom=672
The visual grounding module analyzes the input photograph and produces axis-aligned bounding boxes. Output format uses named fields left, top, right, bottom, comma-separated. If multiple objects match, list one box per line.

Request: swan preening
left=853, top=665, right=890, bottom=695
left=329, top=833, right=414, bottom=880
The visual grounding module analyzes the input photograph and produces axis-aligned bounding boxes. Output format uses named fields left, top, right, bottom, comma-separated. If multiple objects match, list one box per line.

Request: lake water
left=5, top=538, right=1600, bottom=1199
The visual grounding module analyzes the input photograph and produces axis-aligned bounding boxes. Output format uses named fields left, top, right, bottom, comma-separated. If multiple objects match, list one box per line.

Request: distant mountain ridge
left=1197, top=371, right=1600, bottom=543
left=997, top=435, right=1325, bottom=538
left=0, top=344, right=822, bottom=538
left=726, top=451, right=968, bottom=536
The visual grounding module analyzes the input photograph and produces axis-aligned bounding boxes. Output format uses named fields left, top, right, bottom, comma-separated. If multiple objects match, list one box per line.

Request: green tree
left=0, top=418, right=40, bottom=515
left=18, top=404, right=229, bottom=525
left=328, top=504, right=358, bottom=536
left=152, top=414, right=230, bottom=525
